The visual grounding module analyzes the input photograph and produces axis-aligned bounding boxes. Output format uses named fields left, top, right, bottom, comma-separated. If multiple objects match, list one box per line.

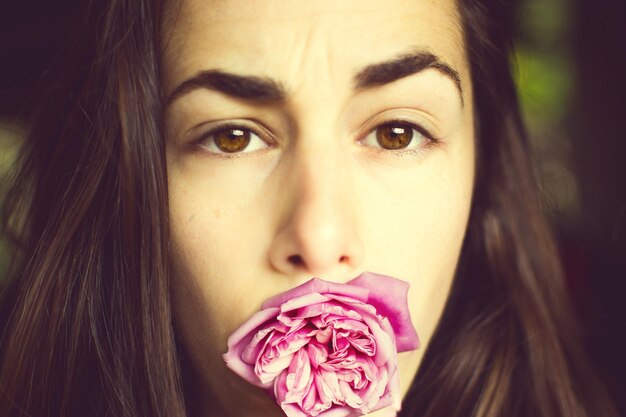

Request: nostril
left=339, top=255, right=348, bottom=263
left=288, top=255, right=305, bottom=267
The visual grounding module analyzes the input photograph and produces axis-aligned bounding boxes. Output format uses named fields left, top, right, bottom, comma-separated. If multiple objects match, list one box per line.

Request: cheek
left=368, top=139, right=474, bottom=393
left=168, top=180, right=286, bottom=410
left=168, top=179, right=269, bottom=346
left=358, top=138, right=474, bottom=344
left=169, top=221, right=283, bottom=413
left=404, top=166, right=473, bottom=321
left=167, top=174, right=237, bottom=361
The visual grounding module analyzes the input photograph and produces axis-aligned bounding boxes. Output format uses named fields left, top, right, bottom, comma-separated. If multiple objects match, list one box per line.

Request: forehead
left=161, top=0, right=466, bottom=96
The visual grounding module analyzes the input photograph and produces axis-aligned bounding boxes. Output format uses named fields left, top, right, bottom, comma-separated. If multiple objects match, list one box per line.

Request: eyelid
left=192, top=119, right=275, bottom=157
left=353, top=107, right=443, bottom=158
left=355, top=108, right=440, bottom=141
left=358, top=119, right=436, bottom=155
left=375, top=119, right=435, bottom=141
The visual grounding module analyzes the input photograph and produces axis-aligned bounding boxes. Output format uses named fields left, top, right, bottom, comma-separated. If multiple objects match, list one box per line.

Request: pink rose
left=223, top=272, right=420, bottom=417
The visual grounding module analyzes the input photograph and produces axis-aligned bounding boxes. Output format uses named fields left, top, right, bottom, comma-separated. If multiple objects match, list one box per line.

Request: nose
left=268, top=142, right=364, bottom=280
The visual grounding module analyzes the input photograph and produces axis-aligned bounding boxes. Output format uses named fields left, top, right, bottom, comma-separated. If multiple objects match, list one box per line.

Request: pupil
left=215, top=128, right=251, bottom=153
left=376, top=124, right=413, bottom=150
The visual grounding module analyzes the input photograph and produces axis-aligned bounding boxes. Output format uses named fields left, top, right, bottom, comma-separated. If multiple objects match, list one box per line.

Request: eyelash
left=194, top=121, right=271, bottom=159
left=359, top=119, right=439, bottom=157
left=193, top=120, right=438, bottom=158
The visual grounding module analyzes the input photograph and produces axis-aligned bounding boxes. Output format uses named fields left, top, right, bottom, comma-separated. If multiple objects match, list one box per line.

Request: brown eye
left=198, top=124, right=270, bottom=156
left=213, top=128, right=251, bottom=153
left=376, top=124, right=414, bottom=150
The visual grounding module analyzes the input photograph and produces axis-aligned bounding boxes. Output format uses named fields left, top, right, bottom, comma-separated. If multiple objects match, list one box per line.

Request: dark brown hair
left=402, top=1, right=618, bottom=416
left=0, top=1, right=617, bottom=416
left=0, top=1, right=184, bottom=416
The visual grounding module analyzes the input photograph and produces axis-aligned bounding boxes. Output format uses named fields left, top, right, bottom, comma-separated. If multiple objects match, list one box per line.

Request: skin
left=161, top=1, right=475, bottom=416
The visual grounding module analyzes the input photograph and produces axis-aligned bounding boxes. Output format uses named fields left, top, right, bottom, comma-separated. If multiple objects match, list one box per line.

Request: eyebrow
left=165, top=70, right=286, bottom=107
left=354, top=50, right=463, bottom=105
left=165, top=50, right=463, bottom=108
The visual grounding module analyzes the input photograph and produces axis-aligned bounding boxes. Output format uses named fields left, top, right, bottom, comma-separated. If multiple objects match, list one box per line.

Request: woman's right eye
left=197, top=126, right=269, bottom=155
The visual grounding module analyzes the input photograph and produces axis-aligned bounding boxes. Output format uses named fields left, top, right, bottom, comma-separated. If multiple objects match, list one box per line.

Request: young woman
left=0, top=0, right=618, bottom=416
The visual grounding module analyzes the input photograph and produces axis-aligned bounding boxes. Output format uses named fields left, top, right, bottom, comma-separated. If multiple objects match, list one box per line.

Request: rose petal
left=279, top=292, right=332, bottom=315
left=223, top=307, right=281, bottom=387
left=275, top=370, right=289, bottom=402
left=338, top=380, right=362, bottom=409
left=241, top=321, right=289, bottom=364
left=281, top=403, right=309, bottom=417
left=358, top=361, right=385, bottom=410
left=306, top=303, right=364, bottom=327
left=384, top=348, right=402, bottom=411
left=308, top=342, right=329, bottom=368
left=262, top=278, right=370, bottom=309
left=326, top=294, right=378, bottom=316
left=225, top=273, right=419, bottom=417
left=329, top=317, right=370, bottom=334
left=345, top=305, right=395, bottom=367
left=258, top=351, right=295, bottom=385
left=314, top=369, right=336, bottom=405
left=284, top=349, right=313, bottom=404
left=347, top=272, right=420, bottom=352
left=314, top=406, right=356, bottom=417
left=301, top=383, right=318, bottom=414
left=256, top=326, right=314, bottom=384
left=315, top=328, right=332, bottom=344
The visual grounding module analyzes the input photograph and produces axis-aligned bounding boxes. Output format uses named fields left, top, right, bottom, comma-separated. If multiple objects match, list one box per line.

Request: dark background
left=1, top=0, right=625, bottom=414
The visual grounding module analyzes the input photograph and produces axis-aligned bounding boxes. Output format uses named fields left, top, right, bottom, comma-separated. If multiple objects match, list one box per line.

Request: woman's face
left=162, top=1, right=474, bottom=415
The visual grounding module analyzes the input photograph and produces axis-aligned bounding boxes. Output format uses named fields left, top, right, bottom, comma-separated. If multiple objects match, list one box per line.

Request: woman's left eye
left=197, top=125, right=269, bottom=155
left=360, top=122, right=433, bottom=153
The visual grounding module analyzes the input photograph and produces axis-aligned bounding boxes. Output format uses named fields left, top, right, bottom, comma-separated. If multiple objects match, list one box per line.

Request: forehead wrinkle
left=282, top=17, right=345, bottom=108
left=161, top=0, right=472, bottom=115
left=286, top=16, right=319, bottom=94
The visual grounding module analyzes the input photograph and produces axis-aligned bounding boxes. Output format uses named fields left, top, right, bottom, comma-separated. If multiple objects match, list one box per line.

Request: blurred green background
left=1, top=0, right=625, bottom=413
left=0, top=122, right=20, bottom=279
